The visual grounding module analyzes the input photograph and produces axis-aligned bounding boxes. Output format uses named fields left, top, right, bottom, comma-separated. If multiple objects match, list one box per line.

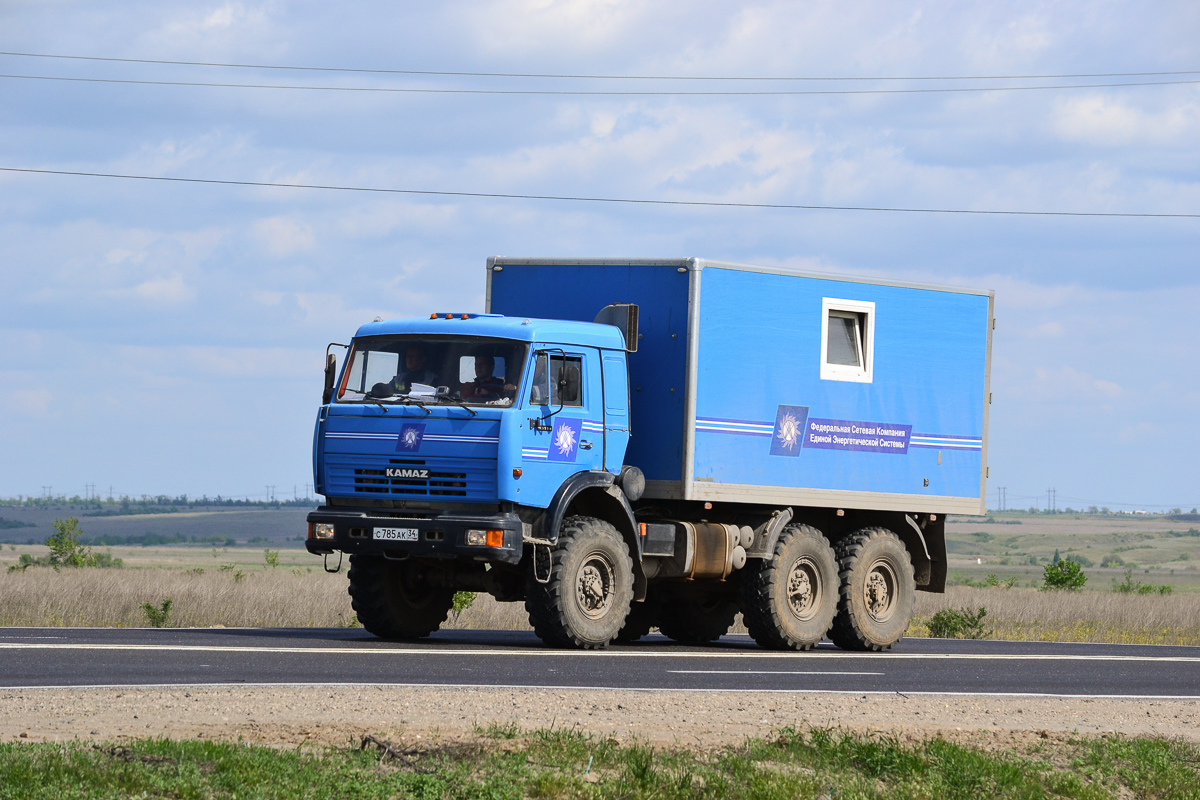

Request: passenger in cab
left=460, top=355, right=516, bottom=401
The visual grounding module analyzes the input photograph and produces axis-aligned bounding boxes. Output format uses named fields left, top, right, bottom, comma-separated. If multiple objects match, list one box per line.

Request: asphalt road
left=2, top=628, right=1199, bottom=698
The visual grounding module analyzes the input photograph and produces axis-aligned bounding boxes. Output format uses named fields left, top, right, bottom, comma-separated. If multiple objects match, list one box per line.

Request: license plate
left=373, top=527, right=419, bottom=541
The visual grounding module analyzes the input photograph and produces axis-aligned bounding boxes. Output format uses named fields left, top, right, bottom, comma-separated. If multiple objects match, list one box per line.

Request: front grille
left=331, top=454, right=496, bottom=502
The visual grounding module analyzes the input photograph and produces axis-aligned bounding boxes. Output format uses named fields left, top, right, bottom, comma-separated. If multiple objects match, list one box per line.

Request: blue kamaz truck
left=307, top=258, right=993, bottom=651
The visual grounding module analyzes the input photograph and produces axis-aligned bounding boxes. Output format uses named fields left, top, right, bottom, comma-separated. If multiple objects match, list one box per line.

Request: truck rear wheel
left=657, top=593, right=739, bottom=644
left=828, top=527, right=915, bottom=651
left=525, top=516, right=634, bottom=649
left=739, top=524, right=838, bottom=651
left=347, top=554, right=456, bottom=639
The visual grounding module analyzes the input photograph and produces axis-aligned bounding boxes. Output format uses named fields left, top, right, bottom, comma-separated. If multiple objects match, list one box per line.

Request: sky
left=1, top=1, right=1198, bottom=510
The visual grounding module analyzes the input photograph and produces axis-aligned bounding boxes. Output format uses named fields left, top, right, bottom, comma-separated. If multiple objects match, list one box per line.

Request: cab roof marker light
left=430, top=313, right=438, bottom=319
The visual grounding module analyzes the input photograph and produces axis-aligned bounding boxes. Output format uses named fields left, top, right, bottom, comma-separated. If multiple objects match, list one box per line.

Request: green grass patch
left=1, top=727, right=1197, bottom=799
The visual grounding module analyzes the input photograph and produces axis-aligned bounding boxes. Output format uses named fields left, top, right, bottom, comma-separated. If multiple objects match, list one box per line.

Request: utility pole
left=266, top=485, right=276, bottom=502
left=1047, top=487, right=1057, bottom=513
left=108, top=486, right=113, bottom=502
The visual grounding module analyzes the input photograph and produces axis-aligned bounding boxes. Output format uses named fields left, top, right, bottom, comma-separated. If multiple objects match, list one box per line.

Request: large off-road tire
left=525, top=516, right=634, bottom=649
left=828, top=527, right=916, bottom=651
left=347, top=554, right=456, bottom=639
left=739, top=524, right=839, bottom=651
left=657, top=592, right=739, bottom=644
left=614, top=590, right=661, bottom=642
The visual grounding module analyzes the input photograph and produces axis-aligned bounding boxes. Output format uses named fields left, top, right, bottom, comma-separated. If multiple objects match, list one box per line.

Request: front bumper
left=304, top=506, right=524, bottom=565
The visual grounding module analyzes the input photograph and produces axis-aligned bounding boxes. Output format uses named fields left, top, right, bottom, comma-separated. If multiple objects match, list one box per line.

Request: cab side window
left=529, top=353, right=584, bottom=406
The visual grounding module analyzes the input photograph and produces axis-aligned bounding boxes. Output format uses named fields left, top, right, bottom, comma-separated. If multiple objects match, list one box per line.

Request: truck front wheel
left=525, top=516, right=634, bottom=649
left=828, top=527, right=916, bottom=651
left=347, top=554, right=456, bottom=639
left=739, top=524, right=838, bottom=651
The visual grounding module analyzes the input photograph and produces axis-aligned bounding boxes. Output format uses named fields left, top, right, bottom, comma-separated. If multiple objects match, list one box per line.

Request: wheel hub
left=864, top=559, right=897, bottom=623
left=575, top=554, right=615, bottom=620
left=785, top=558, right=821, bottom=621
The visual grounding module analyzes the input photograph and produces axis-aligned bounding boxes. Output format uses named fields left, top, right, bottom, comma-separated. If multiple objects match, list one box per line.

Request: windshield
left=337, top=335, right=528, bottom=407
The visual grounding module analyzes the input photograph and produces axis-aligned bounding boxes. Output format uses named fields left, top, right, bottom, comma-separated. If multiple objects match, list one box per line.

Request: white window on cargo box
left=820, top=298, right=874, bottom=383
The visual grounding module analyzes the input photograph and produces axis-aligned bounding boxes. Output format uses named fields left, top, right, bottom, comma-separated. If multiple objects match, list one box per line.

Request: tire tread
left=828, top=527, right=914, bottom=652
left=525, top=516, right=634, bottom=649
left=740, top=524, right=836, bottom=651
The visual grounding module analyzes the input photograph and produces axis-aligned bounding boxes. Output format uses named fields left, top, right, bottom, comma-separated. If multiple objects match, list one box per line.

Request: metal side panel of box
left=688, top=264, right=991, bottom=514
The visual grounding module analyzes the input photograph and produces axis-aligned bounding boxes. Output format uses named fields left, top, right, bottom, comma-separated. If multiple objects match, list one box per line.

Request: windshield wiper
left=397, top=396, right=432, bottom=415
left=437, top=397, right=478, bottom=417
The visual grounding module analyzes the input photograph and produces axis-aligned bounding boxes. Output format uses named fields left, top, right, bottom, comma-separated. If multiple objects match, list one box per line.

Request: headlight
left=466, top=529, right=504, bottom=547
left=311, top=523, right=335, bottom=540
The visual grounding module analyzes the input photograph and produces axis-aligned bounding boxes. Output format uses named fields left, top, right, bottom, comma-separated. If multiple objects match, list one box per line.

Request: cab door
left=519, top=347, right=605, bottom=507
left=601, top=351, right=630, bottom=472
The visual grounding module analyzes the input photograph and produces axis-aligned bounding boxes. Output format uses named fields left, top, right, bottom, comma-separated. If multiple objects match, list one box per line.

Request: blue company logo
left=769, top=405, right=810, bottom=457
left=546, top=417, right=582, bottom=463
left=395, top=423, right=426, bottom=452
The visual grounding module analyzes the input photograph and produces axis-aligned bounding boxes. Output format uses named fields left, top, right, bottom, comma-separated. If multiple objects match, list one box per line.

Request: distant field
left=2, top=509, right=1199, bottom=643
left=945, top=512, right=1200, bottom=592
left=0, top=505, right=313, bottom=547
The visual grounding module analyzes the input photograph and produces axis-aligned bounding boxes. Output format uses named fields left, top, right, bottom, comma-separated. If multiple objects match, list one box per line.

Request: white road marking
left=669, top=670, right=883, bottom=675
left=0, top=681, right=1198, bottom=700
left=1, top=642, right=1199, bottom=662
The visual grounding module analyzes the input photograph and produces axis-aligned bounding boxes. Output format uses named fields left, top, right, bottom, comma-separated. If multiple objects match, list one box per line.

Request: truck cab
left=307, top=311, right=644, bottom=645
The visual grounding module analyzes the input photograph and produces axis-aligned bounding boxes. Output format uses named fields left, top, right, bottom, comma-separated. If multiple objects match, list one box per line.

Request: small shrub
left=984, top=573, right=1000, bottom=587
left=1043, top=559, right=1087, bottom=590
left=927, top=607, right=989, bottom=639
left=1101, top=553, right=1125, bottom=568
left=1003, top=576, right=1018, bottom=589
left=452, top=591, right=476, bottom=617
left=141, top=598, right=173, bottom=628
left=264, top=549, right=280, bottom=569
left=1113, top=569, right=1173, bottom=595
left=46, top=517, right=94, bottom=570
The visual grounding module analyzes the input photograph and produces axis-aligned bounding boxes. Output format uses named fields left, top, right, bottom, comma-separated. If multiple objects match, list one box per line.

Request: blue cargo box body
left=487, top=258, right=993, bottom=516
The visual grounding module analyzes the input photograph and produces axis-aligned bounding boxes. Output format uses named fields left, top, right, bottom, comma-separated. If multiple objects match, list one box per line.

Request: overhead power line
left=2, top=50, right=1198, bottom=83
left=3, top=166, right=1197, bottom=218
left=2, top=72, right=1199, bottom=97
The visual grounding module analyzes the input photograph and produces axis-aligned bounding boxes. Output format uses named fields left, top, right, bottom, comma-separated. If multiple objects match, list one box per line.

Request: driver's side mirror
left=322, top=353, right=337, bottom=405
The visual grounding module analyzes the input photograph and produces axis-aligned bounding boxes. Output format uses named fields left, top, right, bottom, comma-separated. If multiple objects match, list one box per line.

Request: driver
left=392, top=344, right=438, bottom=389
left=460, top=355, right=516, bottom=401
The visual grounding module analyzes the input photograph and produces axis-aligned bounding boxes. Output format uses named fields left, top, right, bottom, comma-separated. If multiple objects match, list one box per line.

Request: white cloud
left=131, top=272, right=195, bottom=305
left=253, top=217, right=316, bottom=257
left=10, top=388, right=55, bottom=419
left=1054, top=96, right=1200, bottom=147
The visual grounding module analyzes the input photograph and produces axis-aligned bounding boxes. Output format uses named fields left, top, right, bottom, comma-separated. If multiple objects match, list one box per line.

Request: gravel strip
left=2, top=686, right=1197, bottom=747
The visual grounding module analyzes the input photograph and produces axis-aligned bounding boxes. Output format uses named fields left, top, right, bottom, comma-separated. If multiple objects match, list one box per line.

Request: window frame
left=528, top=351, right=584, bottom=408
left=820, top=297, right=875, bottom=383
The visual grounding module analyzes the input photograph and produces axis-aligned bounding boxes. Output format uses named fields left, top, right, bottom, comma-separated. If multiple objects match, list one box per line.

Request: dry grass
left=912, top=586, right=1200, bottom=646
left=0, top=568, right=357, bottom=628
left=4, top=568, right=1200, bottom=646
